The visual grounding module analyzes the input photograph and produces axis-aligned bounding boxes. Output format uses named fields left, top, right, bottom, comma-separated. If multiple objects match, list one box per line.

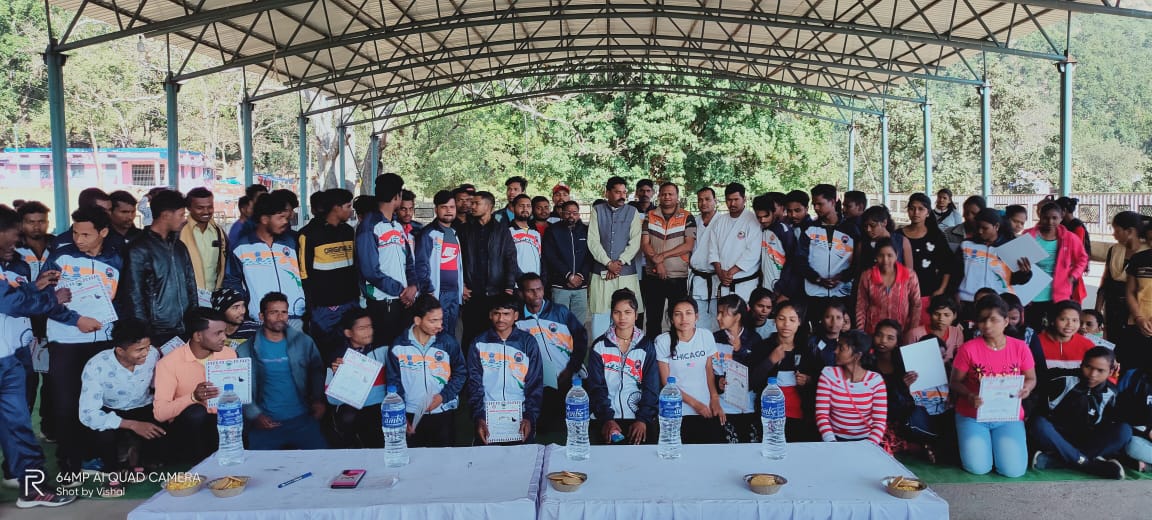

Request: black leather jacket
left=460, top=217, right=520, bottom=297
left=116, top=228, right=198, bottom=337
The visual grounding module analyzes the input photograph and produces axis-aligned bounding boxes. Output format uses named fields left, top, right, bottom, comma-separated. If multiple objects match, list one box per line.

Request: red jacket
left=856, top=262, right=922, bottom=335
left=1022, top=226, right=1090, bottom=303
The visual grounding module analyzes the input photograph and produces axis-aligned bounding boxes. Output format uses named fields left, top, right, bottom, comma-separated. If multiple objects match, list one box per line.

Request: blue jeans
left=247, top=414, right=329, bottom=451
left=1127, top=433, right=1152, bottom=463
left=1029, top=415, right=1132, bottom=465
left=440, top=292, right=460, bottom=338
left=0, top=354, right=45, bottom=482
left=956, top=414, right=1028, bottom=477
left=309, top=302, right=358, bottom=354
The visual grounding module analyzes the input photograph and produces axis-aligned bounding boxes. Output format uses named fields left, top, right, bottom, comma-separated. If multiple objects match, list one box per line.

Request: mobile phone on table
left=330, top=469, right=366, bottom=489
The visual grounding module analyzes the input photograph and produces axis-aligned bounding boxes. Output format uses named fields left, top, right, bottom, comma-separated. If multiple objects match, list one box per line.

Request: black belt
left=691, top=269, right=715, bottom=300
left=715, top=272, right=760, bottom=298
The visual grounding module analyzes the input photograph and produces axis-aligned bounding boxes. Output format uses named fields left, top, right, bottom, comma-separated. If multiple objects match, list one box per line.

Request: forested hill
left=1, top=3, right=1151, bottom=197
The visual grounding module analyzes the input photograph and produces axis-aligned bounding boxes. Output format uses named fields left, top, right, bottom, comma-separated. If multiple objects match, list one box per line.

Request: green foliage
left=381, top=85, right=842, bottom=199
left=2, top=5, right=1152, bottom=197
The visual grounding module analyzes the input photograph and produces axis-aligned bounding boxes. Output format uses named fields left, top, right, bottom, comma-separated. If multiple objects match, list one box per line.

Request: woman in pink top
left=949, top=295, right=1037, bottom=478
left=815, top=330, right=888, bottom=445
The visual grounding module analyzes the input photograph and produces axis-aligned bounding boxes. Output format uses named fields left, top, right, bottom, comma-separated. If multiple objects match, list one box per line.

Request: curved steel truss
left=47, top=0, right=1152, bottom=124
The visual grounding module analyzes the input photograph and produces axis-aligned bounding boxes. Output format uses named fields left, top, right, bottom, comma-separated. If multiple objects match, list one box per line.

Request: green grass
left=897, top=455, right=1150, bottom=484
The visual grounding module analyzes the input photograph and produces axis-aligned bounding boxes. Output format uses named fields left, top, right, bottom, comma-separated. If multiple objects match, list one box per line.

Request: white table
left=538, top=442, right=949, bottom=520
left=128, top=445, right=543, bottom=520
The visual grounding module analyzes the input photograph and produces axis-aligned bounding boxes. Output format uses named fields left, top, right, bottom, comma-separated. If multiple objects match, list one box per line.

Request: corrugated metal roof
left=46, top=0, right=1151, bottom=120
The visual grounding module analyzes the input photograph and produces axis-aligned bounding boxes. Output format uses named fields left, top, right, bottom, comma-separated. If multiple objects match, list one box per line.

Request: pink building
left=0, top=148, right=216, bottom=192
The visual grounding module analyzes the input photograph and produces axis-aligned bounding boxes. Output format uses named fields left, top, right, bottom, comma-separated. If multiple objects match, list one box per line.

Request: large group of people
left=2, top=174, right=1152, bottom=510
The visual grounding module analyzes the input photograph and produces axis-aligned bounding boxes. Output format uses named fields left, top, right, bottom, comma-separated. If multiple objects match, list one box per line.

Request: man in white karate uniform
left=707, top=182, right=762, bottom=303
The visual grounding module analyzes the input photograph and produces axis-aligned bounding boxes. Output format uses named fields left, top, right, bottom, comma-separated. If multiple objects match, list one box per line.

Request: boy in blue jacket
left=326, top=307, right=388, bottom=448
left=387, top=295, right=467, bottom=447
left=516, top=273, right=587, bottom=437
left=466, top=294, right=543, bottom=445
left=43, top=206, right=121, bottom=481
left=0, top=205, right=77, bottom=507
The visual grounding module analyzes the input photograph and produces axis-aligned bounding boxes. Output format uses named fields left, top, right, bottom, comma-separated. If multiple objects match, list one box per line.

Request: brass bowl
left=882, top=476, right=927, bottom=499
left=206, top=475, right=250, bottom=498
left=546, top=471, right=588, bottom=492
left=163, top=474, right=203, bottom=497
left=744, top=473, right=787, bottom=495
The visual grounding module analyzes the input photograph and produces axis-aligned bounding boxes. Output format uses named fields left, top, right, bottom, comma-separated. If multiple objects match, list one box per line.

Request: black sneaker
left=1031, top=451, right=1064, bottom=470
left=1031, top=451, right=1050, bottom=470
left=1083, top=458, right=1125, bottom=480
left=16, top=493, right=77, bottom=508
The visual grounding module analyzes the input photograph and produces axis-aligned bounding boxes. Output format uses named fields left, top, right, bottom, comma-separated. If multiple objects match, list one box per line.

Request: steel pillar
left=164, top=75, right=180, bottom=189
left=979, top=82, right=992, bottom=199
left=922, top=101, right=934, bottom=194
left=369, top=134, right=380, bottom=181
left=45, top=41, right=70, bottom=234
left=298, top=114, right=309, bottom=219
left=337, top=125, right=347, bottom=190
left=1058, top=59, right=1076, bottom=197
left=880, top=114, right=890, bottom=207
left=241, top=98, right=254, bottom=186
left=847, top=124, right=856, bottom=191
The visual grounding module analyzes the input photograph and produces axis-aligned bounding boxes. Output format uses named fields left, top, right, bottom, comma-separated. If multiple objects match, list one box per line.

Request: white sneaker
left=1, top=477, right=19, bottom=489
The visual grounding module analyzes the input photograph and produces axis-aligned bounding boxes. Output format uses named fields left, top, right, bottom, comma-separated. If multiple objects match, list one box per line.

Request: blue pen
left=278, top=472, right=312, bottom=488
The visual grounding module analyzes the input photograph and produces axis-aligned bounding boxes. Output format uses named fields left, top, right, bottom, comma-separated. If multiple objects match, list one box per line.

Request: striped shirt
left=509, top=223, right=542, bottom=278
left=815, top=366, right=888, bottom=445
left=642, top=208, right=696, bottom=279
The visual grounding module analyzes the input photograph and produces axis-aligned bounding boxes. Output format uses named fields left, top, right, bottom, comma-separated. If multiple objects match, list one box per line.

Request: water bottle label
left=566, top=402, right=589, bottom=421
left=217, top=405, right=242, bottom=426
left=382, top=408, right=407, bottom=429
left=659, top=397, right=682, bottom=419
left=761, top=397, right=785, bottom=420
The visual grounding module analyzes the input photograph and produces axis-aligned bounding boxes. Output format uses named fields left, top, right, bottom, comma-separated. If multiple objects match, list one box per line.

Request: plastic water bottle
left=565, top=377, right=591, bottom=460
left=658, top=376, right=683, bottom=460
left=381, top=386, right=410, bottom=467
left=761, top=377, right=787, bottom=459
left=216, top=383, right=245, bottom=466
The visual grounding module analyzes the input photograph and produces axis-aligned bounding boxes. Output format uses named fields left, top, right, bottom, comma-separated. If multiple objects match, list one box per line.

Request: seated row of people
left=75, top=282, right=1152, bottom=483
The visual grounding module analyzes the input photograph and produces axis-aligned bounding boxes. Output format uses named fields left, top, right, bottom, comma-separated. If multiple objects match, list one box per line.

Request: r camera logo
left=22, top=468, right=45, bottom=496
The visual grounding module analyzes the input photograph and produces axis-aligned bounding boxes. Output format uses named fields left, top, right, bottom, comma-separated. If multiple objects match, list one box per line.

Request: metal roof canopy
left=37, top=0, right=1152, bottom=232
left=45, top=0, right=1152, bottom=124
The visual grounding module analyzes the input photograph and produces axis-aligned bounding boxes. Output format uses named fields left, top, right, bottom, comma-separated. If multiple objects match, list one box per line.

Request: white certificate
left=775, top=370, right=797, bottom=387
left=485, top=400, right=524, bottom=443
left=59, top=274, right=117, bottom=324
left=31, top=338, right=50, bottom=373
left=977, top=374, right=1025, bottom=423
left=324, top=349, right=383, bottom=409
left=1089, top=335, right=1116, bottom=350
left=1012, top=269, right=1053, bottom=306
left=158, top=336, right=184, bottom=356
left=205, top=358, right=252, bottom=409
left=901, top=339, right=950, bottom=392
left=197, top=289, right=213, bottom=307
left=996, top=235, right=1050, bottom=272
left=722, top=362, right=750, bottom=412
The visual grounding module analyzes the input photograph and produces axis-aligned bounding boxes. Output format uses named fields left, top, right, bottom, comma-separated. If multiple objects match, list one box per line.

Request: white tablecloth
left=128, top=445, right=543, bottom=520
left=538, top=442, right=949, bottom=520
